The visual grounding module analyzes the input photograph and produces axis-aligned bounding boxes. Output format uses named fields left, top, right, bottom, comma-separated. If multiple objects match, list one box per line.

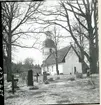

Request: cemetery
left=4, top=28, right=99, bottom=104
left=2, top=1, right=99, bottom=105
left=4, top=17, right=99, bottom=105
left=4, top=71, right=99, bottom=104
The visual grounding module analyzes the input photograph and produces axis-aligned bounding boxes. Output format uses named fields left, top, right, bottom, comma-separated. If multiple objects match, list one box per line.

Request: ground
left=4, top=74, right=100, bottom=105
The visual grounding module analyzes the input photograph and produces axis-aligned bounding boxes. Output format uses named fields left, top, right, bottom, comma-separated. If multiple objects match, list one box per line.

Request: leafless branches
left=2, top=2, right=43, bottom=81
left=35, top=0, right=98, bottom=73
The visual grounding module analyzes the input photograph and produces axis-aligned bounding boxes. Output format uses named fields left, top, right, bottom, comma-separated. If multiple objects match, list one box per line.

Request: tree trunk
left=7, top=41, right=12, bottom=82
left=89, top=39, right=97, bottom=73
left=87, top=13, right=98, bottom=74
left=7, top=19, right=12, bottom=82
left=55, top=47, right=59, bottom=75
left=81, top=50, right=85, bottom=73
left=94, top=0, right=99, bottom=73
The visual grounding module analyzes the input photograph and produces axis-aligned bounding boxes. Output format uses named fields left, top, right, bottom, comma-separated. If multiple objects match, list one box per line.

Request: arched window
left=74, top=67, right=76, bottom=74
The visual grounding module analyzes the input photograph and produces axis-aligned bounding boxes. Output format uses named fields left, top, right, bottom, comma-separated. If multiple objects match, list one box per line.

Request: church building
left=42, top=45, right=83, bottom=75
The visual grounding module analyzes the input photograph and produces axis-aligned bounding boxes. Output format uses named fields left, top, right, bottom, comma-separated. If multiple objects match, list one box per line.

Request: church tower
left=42, top=31, right=55, bottom=61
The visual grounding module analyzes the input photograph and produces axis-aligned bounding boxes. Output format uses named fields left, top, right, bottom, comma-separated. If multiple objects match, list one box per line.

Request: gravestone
left=43, top=71, right=47, bottom=82
left=10, top=75, right=19, bottom=94
left=27, top=70, right=33, bottom=86
left=87, top=69, right=90, bottom=77
left=12, top=75, right=15, bottom=94
left=36, top=73, right=39, bottom=82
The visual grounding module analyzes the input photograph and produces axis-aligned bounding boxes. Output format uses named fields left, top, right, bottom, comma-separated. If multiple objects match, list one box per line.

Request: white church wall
left=46, top=63, right=64, bottom=75
left=63, top=47, right=82, bottom=74
left=41, top=47, right=82, bottom=75
left=58, top=63, right=64, bottom=74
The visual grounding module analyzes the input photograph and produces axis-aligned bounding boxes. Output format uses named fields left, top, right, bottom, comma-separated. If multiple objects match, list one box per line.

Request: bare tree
left=60, top=0, right=98, bottom=74
left=71, top=20, right=89, bottom=73
left=24, top=57, right=34, bottom=70
left=2, top=2, right=42, bottom=81
left=46, top=27, right=61, bottom=75
left=44, top=26, right=71, bottom=75
left=36, top=0, right=98, bottom=74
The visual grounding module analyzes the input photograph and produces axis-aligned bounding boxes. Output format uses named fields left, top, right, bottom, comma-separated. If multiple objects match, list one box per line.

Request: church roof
left=43, top=46, right=71, bottom=66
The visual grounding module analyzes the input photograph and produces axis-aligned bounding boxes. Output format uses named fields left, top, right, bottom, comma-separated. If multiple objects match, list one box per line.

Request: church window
left=52, top=66, right=53, bottom=72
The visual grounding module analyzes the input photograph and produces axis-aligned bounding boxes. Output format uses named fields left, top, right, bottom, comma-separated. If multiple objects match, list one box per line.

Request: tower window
left=50, top=48, right=52, bottom=53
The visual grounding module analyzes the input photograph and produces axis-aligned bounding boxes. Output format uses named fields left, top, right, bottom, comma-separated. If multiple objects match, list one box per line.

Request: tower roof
left=43, top=38, right=55, bottom=48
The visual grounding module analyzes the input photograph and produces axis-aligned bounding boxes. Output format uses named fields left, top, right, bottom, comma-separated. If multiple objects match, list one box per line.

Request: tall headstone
left=43, top=71, right=47, bottom=82
left=27, top=70, right=33, bottom=86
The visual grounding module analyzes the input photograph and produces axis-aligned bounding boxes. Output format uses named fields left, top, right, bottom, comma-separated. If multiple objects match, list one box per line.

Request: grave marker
left=27, top=70, right=33, bottom=86
left=43, top=71, right=47, bottom=82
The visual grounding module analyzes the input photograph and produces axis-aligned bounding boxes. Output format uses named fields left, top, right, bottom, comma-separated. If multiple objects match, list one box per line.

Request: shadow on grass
left=49, top=93, right=60, bottom=96
left=57, top=99, right=71, bottom=104
left=35, top=95, right=43, bottom=98
left=6, top=95, right=19, bottom=100
left=29, top=90, right=47, bottom=96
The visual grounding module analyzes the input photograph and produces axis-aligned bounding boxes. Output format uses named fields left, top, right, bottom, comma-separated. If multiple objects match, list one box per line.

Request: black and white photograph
left=2, top=0, right=100, bottom=104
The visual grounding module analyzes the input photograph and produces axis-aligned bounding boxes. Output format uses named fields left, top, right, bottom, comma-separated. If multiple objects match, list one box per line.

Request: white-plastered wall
left=63, top=48, right=82, bottom=74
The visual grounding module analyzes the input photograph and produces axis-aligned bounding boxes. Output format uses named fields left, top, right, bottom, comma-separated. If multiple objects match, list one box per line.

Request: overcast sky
left=12, top=0, right=73, bottom=65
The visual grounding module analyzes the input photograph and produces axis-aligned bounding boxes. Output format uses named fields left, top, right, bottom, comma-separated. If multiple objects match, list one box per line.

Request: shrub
left=68, top=77, right=75, bottom=81
left=44, top=80, right=49, bottom=84
left=76, top=73, right=83, bottom=78
left=29, top=86, right=39, bottom=90
left=56, top=77, right=60, bottom=80
left=48, top=78, right=54, bottom=81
